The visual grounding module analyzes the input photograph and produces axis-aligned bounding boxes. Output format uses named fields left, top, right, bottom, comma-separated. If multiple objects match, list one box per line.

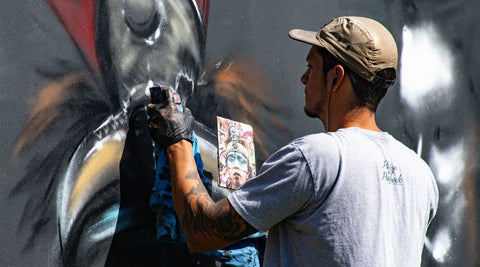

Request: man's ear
left=331, top=65, right=345, bottom=91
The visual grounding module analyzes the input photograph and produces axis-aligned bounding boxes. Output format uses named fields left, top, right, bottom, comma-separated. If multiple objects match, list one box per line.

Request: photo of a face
left=226, top=151, right=249, bottom=189
left=217, top=116, right=255, bottom=190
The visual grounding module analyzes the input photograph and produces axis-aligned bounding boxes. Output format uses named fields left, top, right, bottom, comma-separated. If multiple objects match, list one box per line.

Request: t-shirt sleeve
left=227, top=142, right=314, bottom=232
left=427, top=169, right=439, bottom=226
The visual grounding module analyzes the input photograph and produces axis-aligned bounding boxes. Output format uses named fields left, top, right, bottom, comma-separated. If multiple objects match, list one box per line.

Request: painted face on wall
left=15, top=1, right=208, bottom=266
left=100, top=0, right=204, bottom=107
left=301, top=46, right=330, bottom=121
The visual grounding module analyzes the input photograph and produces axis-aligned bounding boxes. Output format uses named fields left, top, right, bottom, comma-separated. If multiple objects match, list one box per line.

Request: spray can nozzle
left=149, top=85, right=183, bottom=112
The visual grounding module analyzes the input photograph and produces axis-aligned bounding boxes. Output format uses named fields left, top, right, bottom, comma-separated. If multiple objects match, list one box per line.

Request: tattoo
left=184, top=171, right=198, bottom=180
left=180, top=171, right=255, bottom=244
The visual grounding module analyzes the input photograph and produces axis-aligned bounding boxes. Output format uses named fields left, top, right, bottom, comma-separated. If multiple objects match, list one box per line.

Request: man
left=147, top=16, right=439, bottom=266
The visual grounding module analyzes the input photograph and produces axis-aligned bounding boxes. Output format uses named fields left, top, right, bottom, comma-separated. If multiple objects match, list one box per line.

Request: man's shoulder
left=290, top=132, right=336, bottom=147
left=288, top=133, right=341, bottom=159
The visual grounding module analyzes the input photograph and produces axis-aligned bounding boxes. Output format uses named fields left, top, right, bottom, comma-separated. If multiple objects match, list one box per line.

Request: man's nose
left=301, top=70, right=308, bottom=85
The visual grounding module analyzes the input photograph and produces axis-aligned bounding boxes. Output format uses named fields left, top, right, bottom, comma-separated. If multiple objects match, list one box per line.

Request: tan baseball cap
left=289, top=16, right=398, bottom=84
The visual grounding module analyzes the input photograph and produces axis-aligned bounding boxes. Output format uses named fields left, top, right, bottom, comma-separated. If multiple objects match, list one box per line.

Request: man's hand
left=147, top=88, right=257, bottom=252
left=147, top=100, right=194, bottom=149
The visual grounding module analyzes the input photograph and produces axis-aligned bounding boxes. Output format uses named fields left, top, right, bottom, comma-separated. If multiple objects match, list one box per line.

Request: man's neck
left=330, top=107, right=381, bottom=132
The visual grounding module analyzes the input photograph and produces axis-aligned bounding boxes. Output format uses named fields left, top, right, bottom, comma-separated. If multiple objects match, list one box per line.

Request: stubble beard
left=304, top=107, right=317, bottom=118
left=304, top=99, right=325, bottom=119
left=304, top=79, right=328, bottom=120
left=304, top=100, right=329, bottom=131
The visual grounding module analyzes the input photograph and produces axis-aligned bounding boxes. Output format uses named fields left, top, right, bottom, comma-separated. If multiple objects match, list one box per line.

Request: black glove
left=147, top=97, right=194, bottom=149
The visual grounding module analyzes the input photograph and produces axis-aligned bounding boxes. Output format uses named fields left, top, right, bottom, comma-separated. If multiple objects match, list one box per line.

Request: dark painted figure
left=11, top=0, right=209, bottom=265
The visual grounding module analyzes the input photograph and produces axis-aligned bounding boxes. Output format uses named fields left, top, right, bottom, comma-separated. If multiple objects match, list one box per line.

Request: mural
left=1, top=0, right=479, bottom=266
left=2, top=0, right=209, bottom=265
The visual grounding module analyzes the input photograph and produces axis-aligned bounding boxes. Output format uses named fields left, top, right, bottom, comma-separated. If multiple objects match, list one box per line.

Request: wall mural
left=0, top=0, right=479, bottom=266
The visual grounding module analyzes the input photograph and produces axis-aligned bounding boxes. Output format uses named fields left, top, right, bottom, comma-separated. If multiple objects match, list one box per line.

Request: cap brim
left=289, top=29, right=322, bottom=46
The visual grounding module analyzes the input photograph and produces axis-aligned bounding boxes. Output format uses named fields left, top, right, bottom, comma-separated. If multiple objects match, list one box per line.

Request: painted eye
left=123, top=0, right=160, bottom=38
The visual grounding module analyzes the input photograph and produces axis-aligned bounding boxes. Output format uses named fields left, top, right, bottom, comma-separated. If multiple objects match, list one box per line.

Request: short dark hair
left=316, top=47, right=395, bottom=112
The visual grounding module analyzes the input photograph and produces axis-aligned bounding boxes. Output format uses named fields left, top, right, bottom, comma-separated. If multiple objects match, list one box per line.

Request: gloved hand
left=147, top=93, right=194, bottom=149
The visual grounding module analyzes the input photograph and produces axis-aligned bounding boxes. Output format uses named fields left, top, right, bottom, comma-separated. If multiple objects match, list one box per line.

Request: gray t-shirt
left=228, top=127, right=439, bottom=267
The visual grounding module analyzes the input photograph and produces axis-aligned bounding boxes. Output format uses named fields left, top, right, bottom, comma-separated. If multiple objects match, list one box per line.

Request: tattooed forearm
left=177, top=171, right=256, bottom=250
left=184, top=171, right=198, bottom=180
left=166, top=142, right=256, bottom=251
left=204, top=198, right=255, bottom=242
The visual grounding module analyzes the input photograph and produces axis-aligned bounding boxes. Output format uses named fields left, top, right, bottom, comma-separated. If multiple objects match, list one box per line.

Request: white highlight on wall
left=426, top=227, right=451, bottom=263
left=426, top=138, right=466, bottom=263
left=400, top=24, right=454, bottom=111
left=429, top=139, right=466, bottom=187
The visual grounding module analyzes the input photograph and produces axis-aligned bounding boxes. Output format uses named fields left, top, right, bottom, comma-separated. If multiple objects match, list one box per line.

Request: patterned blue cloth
left=150, top=132, right=263, bottom=266
left=150, top=132, right=210, bottom=242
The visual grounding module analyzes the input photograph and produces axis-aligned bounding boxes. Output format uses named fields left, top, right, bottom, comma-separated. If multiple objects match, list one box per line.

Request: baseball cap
left=289, top=16, right=397, bottom=86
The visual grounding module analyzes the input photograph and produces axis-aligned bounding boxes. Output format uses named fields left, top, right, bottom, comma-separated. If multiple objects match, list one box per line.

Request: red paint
left=196, top=0, right=210, bottom=31
left=46, top=0, right=100, bottom=73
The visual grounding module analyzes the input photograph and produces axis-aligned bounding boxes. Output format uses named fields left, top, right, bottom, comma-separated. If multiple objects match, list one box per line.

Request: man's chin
left=304, top=107, right=317, bottom=118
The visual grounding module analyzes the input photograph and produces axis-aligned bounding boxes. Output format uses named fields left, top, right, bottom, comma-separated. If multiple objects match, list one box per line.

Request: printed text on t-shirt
left=382, top=160, right=404, bottom=185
